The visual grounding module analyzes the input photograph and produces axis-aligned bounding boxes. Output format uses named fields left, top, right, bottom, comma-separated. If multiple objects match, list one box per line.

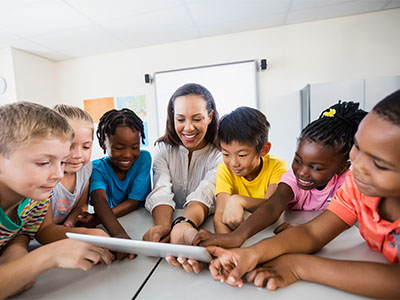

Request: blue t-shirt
left=89, top=150, right=152, bottom=208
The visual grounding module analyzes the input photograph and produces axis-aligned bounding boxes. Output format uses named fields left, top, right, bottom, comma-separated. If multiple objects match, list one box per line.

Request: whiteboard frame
left=153, top=60, right=259, bottom=137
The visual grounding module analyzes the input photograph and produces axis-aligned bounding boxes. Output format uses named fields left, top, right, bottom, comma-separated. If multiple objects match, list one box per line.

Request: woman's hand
left=142, top=225, right=170, bottom=243
left=165, top=222, right=204, bottom=273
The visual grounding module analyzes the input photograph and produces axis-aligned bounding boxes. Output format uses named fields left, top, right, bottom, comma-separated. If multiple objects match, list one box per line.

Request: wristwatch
left=171, top=216, right=198, bottom=230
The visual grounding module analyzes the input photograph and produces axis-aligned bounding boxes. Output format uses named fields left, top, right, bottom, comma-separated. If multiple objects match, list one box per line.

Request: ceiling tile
left=65, top=0, right=185, bottom=22
left=30, top=25, right=126, bottom=52
left=0, top=0, right=92, bottom=37
left=287, top=0, right=391, bottom=24
left=102, top=6, right=198, bottom=44
left=186, top=0, right=291, bottom=26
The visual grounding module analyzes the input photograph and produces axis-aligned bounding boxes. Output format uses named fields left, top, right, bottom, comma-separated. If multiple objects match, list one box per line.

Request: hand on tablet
left=166, top=222, right=205, bottom=273
left=142, top=224, right=170, bottom=243
left=193, top=229, right=243, bottom=248
left=112, top=233, right=136, bottom=260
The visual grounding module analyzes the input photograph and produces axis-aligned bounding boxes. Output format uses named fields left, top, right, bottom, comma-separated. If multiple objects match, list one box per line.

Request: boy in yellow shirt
left=214, top=107, right=287, bottom=233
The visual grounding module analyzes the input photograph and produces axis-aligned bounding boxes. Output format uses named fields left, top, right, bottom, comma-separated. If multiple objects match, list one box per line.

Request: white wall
left=8, top=8, right=400, bottom=164
left=0, top=47, right=17, bottom=104
left=11, top=48, right=57, bottom=106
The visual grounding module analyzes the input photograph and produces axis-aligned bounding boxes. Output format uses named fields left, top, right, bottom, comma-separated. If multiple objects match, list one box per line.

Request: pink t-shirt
left=280, top=168, right=348, bottom=210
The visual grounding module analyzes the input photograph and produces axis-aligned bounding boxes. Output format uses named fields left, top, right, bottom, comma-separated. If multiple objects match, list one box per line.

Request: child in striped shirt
left=0, top=102, right=113, bottom=298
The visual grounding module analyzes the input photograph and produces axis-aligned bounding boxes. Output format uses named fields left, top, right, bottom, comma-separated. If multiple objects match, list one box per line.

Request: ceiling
left=0, top=0, right=399, bottom=62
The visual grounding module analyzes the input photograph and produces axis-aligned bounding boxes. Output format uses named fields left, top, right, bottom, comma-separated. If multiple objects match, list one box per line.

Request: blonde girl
left=52, top=104, right=94, bottom=227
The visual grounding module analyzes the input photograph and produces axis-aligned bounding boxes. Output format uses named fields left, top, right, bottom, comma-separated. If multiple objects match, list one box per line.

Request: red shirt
left=328, top=171, right=400, bottom=264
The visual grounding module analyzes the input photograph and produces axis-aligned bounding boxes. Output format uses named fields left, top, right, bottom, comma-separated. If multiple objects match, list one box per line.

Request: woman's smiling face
left=173, top=94, right=213, bottom=153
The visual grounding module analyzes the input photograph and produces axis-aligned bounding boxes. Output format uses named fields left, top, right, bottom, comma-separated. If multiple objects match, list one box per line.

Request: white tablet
left=66, top=233, right=212, bottom=262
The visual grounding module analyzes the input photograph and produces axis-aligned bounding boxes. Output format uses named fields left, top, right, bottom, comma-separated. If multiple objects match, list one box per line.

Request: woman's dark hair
left=300, top=101, right=367, bottom=160
left=218, top=106, right=270, bottom=153
left=156, top=83, right=218, bottom=146
left=372, top=89, right=400, bottom=126
left=97, top=108, right=145, bottom=153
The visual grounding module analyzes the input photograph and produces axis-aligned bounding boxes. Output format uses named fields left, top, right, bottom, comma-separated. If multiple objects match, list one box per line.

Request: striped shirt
left=0, top=197, right=49, bottom=250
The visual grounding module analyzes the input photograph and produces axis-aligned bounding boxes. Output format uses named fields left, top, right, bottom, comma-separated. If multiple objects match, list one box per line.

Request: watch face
left=0, top=77, right=6, bottom=95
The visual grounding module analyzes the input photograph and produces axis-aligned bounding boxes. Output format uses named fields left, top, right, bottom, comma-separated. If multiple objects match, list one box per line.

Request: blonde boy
left=0, top=102, right=112, bottom=298
left=214, top=107, right=287, bottom=233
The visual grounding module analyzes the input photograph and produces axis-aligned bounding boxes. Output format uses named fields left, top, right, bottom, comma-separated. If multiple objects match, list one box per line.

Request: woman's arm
left=142, top=205, right=174, bottom=242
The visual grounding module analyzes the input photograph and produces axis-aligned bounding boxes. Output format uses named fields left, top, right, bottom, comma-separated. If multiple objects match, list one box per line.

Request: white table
left=137, top=210, right=387, bottom=300
left=12, top=209, right=387, bottom=299
left=10, top=208, right=158, bottom=300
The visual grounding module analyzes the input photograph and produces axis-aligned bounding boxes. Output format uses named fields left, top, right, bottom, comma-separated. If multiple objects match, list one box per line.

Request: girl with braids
left=195, top=101, right=367, bottom=249
left=79, top=108, right=151, bottom=259
left=143, top=83, right=221, bottom=273
left=207, top=90, right=400, bottom=299
left=51, top=104, right=94, bottom=227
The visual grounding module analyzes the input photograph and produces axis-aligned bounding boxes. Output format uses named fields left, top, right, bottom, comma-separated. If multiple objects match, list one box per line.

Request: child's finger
left=165, top=256, right=182, bottom=269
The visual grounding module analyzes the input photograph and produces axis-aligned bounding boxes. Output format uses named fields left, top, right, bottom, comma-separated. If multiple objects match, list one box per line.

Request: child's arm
left=213, top=193, right=233, bottom=234
left=63, top=181, right=90, bottom=227
left=221, top=184, right=279, bottom=230
left=35, top=205, right=110, bottom=245
left=207, top=210, right=349, bottom=286
left=246, top=253, right=400, bottom=299
left=194, top=183, right=293, bottom=248
left=142, top=204, right=174, bottom=242
left=111, top=199, right=140, bottom=218
left=90, top=189, right=130, bottom=239
left=0, top=239, right=113, bottom=299
left=0, top=235, right=30, bottom=265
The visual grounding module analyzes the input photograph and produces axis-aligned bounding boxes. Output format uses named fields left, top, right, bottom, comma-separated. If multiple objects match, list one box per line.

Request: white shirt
left=145, top=142, right=222, bottom=212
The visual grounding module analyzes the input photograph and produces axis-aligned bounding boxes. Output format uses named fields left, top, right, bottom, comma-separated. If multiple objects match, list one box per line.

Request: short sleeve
left=268, top=157, right=288, bottom=185
left=89, top=161, right=107, bottom=194
left=327, top=173, right=358, bottom=226
left=215, top=162, right=234, bottom=195
left=128, top=151, right=152, bottom=202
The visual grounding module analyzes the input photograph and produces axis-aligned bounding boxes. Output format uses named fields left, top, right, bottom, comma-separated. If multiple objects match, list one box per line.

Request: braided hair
left=97, top=108, right=145, bottom=153
left=300, top=101, right=367, bottom=160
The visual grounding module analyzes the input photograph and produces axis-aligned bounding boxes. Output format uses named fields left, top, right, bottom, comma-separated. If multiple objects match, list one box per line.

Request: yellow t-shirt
left=215, top=154, right=287, bottom=198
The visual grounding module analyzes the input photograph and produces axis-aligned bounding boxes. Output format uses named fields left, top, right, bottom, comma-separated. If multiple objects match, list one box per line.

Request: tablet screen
left=66, top=233, right=212, bottom=262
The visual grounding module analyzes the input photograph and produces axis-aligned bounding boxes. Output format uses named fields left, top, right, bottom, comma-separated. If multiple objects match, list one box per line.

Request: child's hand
left=75, top=212, right=98, bottom=228
left=166, top=222, right=204, bottom=273
left=142, top=225, right=170, bottom=243
left=245, top=254, right=301, bottom=290
left=273, top=222, right=297, bottom=234
left=49, top=239, right=114, bottom=270
left=112, top=232, right=136, bottom=260
left=222, top=198, right=245, bottom=230
left=193, top=229, right=243, bottom=248
left=207, top=246, right=259, bottom=287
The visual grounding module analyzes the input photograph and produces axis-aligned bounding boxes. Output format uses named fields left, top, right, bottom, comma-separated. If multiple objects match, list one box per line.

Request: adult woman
left=143, top=83, right=221, bottom=272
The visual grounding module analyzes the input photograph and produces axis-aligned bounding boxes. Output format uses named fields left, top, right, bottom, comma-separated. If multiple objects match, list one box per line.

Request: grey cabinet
left=300, top=75, right=400, bottom=130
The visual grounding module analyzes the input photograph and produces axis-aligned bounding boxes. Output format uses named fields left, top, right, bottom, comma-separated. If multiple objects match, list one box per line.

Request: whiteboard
left=154, top=60, right=258, bottom=136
